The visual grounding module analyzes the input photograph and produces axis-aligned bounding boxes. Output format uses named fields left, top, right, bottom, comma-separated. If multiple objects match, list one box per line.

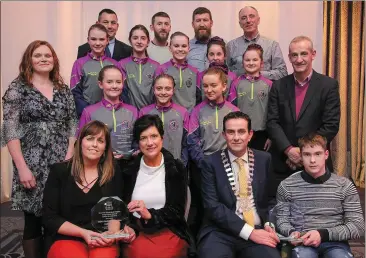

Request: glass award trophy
left=110, top=123, right=134, bottom=158
left=91, top=196, right=130, bottom=239
left=268, top=202, right=305, bottom=243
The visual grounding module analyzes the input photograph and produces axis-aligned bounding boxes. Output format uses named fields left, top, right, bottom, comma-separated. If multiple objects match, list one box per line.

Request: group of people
left=1, top=5, right=364, bottom=258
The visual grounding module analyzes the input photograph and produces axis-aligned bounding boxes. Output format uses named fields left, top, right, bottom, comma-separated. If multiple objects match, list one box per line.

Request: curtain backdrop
left=323, top=1, right=365, bottom=187
left=0, top=1, right=324, bottom=202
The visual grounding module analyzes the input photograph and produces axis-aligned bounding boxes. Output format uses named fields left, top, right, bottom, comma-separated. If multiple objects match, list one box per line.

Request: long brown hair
left=18, top=40, right=65, bottom=89
left=71, top=120, right=114, bottom=186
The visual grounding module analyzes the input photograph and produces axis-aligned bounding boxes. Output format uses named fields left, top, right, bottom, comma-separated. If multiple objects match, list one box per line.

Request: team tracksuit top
left=228, top=74, right=272, bottom=131
left=187, top=99, right=239, bottom=168
left=118, top=56, right=160, bottom=110
left=76, top=98, right=138, bottom=151
left=154, top=59, right=201, bottom=112
left=139, top=102, right=189, bottom=166
left=70, top=52, right=118, bottom=117
left=198, top=69, right=237, bottom=100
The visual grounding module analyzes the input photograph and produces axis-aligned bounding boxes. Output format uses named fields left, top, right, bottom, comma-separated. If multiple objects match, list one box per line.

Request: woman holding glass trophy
left=121, top=114, right=193, bottom=257
left=43, top=120, right=135, bottom=258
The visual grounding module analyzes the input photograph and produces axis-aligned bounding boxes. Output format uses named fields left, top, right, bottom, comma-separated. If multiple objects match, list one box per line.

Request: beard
left=154, top=30, right=169, bottom=43
left=194, top=27, right=211, bottom=42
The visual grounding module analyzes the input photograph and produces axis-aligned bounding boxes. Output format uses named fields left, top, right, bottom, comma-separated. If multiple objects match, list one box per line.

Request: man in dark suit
left=77, top=9, right=132, bottom=61
left=266, top=35, right=340, bottom=202
left=198, top=111, right=281, bottom=258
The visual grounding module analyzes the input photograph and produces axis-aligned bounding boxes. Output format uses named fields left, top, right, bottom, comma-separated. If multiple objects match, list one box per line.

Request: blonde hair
left=289, top=36, right=314, bottom=50
left=72, top=120, right=114, bottom=186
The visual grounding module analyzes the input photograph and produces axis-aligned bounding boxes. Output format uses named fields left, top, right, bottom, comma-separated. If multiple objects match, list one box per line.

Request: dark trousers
left=198, top=230, right=281, bottom=258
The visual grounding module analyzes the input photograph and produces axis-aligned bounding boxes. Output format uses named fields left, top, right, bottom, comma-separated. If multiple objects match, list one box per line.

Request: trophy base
left=91, top=233, right=130, bottom=240
left=278, top=234, right=303, bottom=243
left=114, top=150, right=134, bottom=159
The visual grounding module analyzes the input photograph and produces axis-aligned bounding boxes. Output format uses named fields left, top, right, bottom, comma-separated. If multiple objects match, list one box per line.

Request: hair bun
left=209, top=62, right=229, bottom=75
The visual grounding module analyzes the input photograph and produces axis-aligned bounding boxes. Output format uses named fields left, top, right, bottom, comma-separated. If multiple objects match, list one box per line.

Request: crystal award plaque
left=110, top=122, right=134, bottom=158
left=91, top=196, right=130, bottom=239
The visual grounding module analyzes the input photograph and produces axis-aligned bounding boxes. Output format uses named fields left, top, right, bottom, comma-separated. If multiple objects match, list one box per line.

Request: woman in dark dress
left=1, top=40, right=77, bottom=257
left=43, top=120, right=135, bottom=258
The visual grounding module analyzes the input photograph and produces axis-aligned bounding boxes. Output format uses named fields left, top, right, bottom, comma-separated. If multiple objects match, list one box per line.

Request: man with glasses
left=226, top=6, right=287, bottom=79
left=77, top=9, right=132, bottom=61
left=266, top=36, right=340, bottom=204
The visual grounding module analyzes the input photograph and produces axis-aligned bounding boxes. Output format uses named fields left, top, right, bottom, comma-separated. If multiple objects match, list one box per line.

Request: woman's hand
left=115, top=225, right=136, bottom=243
left=113, top=152, right=124, bottom=159
left=18, top=166, right=36, bottom=189
left=132, top=150, right=141, bottom=157
left=64, top=152, right=73, bottom=161
left=80, top=229, right=102, bottom=246
left=81, top=229, right=115, bottom=248
left=128, top=200, right=151, bottom=220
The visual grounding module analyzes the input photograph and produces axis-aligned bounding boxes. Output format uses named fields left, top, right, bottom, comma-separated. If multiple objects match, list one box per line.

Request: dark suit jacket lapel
left=113, top=40, right=122, bottom=60
left=222, top=149, right=237, bottom=203
left=297, top=70, right=319, bottom=121
left=286, top=76, right=297, bottom=122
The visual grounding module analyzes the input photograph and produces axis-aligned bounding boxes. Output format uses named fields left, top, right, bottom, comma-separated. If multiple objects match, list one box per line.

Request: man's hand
left=301, top=230, right=321, bottom=247
left=263, top=139, right=272, bottom=151
left=285, top=147, right=301, bottom=166
left=249, top=229, right=280, bottom=248
left=289, top=231, right=302, bottom=246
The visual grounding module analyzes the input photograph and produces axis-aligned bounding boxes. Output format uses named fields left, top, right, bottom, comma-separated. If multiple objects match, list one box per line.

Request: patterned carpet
left=1, top=189, right=365, bottom=257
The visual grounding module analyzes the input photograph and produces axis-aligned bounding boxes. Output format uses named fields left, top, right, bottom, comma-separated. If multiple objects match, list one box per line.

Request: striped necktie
left=235, top=158, right=255, bottom=227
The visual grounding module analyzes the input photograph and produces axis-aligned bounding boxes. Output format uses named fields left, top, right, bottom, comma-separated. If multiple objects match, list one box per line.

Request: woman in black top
left=43, top=120, right=135, bottom=258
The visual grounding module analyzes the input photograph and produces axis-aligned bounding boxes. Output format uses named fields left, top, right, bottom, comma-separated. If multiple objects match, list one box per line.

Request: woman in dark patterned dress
left=1, top=40, right=77, bottom=258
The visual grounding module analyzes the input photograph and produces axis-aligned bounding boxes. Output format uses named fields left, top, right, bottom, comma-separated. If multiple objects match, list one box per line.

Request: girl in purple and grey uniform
left=228, top=43, right=272, bottom=151
left=139, top=74, right=189, bottom=166
left=71, top=24, right=119, bottom=117
left=187, top=67, right=239, bottom=169
left=118, top=25, right=159, bottom=110
left=77, top=65, right=138, bottom=159
left=198, top=37, right=237, bottom=100
left=154, top=32, right=201, bottom=112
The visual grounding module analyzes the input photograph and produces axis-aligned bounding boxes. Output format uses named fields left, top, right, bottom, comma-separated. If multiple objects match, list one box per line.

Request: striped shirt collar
left=294, top=70, right=313, bottom=87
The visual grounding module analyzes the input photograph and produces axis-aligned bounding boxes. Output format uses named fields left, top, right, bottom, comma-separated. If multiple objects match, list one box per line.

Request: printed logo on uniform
left=200, top=120, right=212, bottom=126
left=258, top=90, right=267, bottom=100
left=147, top=74, right=153, bottom=80
left=169, top=120, right=179, bottom=131
left=87, top=72, right=98, bottom=76
left=186, top=78, right=192, bottom=88
left=120, top=120, right=131, bottom=129
left=128, top=74, right=135, bottom=79
left=238, top=91, right=247, bottom=97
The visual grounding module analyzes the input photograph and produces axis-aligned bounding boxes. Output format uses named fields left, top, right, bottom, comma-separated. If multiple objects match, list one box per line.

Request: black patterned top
left=1, top=78, right=77, bottom=216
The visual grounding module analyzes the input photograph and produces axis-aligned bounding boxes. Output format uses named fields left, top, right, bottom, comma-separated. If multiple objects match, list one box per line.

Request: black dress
left=42, top=160, right=123, bottom=254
